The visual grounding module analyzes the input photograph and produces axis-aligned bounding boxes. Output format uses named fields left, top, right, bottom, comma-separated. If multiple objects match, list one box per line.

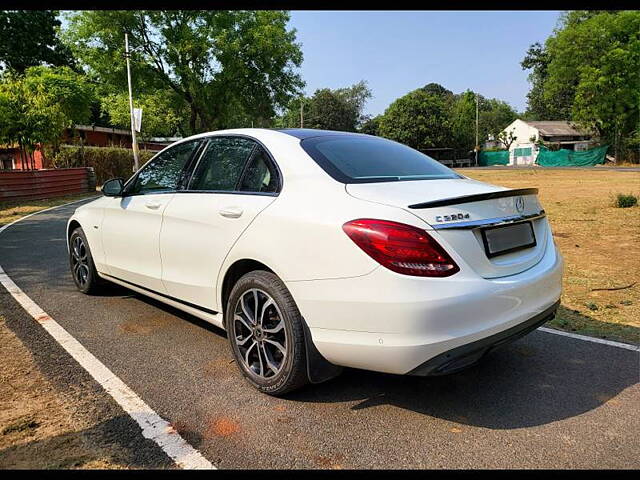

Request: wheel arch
left=66, top=219, right=82, bottom=251
left=219, top=257, right=342, bottom=385
left=220, top=258, right=274, bottom=318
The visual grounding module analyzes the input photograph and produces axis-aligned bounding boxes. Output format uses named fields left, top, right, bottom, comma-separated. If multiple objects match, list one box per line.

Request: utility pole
left=475, top=93, right=479, bottom=167
left=125, top=32, right=140, bottom=172
left=300, top=98, right=304, bottom=128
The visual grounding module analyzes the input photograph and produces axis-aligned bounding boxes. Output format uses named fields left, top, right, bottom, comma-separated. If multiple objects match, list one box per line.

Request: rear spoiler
left=408, top=188, right=539, bottom=209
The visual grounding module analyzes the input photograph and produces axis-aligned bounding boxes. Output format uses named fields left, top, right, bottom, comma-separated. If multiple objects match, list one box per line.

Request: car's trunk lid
left=346, top=178, right=548, bottom=278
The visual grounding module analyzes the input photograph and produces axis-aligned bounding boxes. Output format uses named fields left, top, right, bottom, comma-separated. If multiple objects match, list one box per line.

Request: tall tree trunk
left=189, top=103, right=198, bottom=134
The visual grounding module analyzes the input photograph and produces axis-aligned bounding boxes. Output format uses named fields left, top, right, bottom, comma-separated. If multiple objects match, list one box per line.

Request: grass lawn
left=459, top=168, right=640, bottom=345
left=0, top=191, right=99, bottom=227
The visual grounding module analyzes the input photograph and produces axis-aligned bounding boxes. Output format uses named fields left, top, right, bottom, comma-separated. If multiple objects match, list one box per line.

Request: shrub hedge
left=50, top=146, right=156, bottom=185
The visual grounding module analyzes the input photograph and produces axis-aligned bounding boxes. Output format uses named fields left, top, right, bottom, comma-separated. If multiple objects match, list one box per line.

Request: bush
left=50, top=145, right=156, bottom=185
left=614, top=193, right=638, bottom=208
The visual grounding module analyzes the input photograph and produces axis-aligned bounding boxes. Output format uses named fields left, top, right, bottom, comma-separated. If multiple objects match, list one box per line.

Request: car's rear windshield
left=300, top=135, right=461, bottom=184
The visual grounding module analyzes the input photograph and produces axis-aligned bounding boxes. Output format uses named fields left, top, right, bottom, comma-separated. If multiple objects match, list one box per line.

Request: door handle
left=219, top=206, right=243, bottom=218
left=145, top=201, right=162, bottom=210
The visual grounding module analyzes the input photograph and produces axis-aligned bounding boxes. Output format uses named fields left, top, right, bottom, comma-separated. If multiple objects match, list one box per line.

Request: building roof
left=525, top=121, right=590, bottom=137
left=74, top=124, right=132, bottom=136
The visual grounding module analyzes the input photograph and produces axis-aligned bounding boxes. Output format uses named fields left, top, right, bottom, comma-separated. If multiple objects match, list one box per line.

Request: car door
left=160, top=136, right=280, bottom=312
left=100, top=139, right=202, bottom=292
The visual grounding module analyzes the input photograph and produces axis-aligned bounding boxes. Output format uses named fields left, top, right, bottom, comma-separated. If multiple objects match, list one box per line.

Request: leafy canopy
left=64, top=10, right=304, bottom=134
left=101, top=90, right=185, bottom=140
left=521, top=10, right=639, bottom=159
left=377, top=83, right=517, bottom=152
left=277, top=81, right=372, bottom=132
left=378, top=88, right=452, bottom=151
left=0, top=10, right=74, bottom=73
left=0, top=66, right=94, bottom=152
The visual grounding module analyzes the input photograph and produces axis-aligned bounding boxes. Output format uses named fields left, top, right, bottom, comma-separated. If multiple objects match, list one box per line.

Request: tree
left=450, top=90, right=477, bottom=151
left=65, top=10, right=304, bottom=134
left=520, top=42, right=569, bottom=120
left=567, top=12, right=640, bottom=160
left=421, top=82, right=455, bottom=100
left=0, top=11, right=74, bottom=73
left=446, top=90, right=518, bottom=152
left=359, top=114, right=382, bottom=136
left=480, top=98, right=518, bottom=145
left=521, top=11, right=640, bottom=161
left=378, top=89, right=452, bottom=150
left=277, top=81, right=372, bottom=132
left=0, top=66, right=94, bottom=167
left=304, top=81, right=372, bottom=132
left=496, top=129, right=517, bottom=150
left=101, top=90, right=186, bottom=141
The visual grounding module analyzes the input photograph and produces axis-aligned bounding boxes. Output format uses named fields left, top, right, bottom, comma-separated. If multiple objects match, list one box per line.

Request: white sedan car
left=67, top=128, right=563, bottom=395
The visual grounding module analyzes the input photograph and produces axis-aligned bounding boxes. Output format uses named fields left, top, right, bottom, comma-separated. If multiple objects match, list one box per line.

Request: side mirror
left=102, top=178, right=124, bottom=197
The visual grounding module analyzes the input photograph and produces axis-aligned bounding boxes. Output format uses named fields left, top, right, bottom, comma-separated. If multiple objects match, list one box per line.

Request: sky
left=288, top=11, right=562, bottom=116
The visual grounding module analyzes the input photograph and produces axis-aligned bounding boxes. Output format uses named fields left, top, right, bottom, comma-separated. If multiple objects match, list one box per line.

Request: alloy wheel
left=71, top=235, right=90, bottom=287
left=232, top=288, right=287, bottom=379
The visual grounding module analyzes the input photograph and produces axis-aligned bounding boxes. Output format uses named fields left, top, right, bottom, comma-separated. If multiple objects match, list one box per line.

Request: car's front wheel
left=69, top=227, right=104, bottom=295
left=226, top=270, right=309, bottom=396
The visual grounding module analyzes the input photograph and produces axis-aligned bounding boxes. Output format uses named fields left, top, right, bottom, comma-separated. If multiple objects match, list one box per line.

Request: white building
left=491, top=120, right=595, bottom=166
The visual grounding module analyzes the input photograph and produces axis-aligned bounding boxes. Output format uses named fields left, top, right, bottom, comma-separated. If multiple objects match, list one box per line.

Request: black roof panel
left=276, top=128, right=364, bottom=140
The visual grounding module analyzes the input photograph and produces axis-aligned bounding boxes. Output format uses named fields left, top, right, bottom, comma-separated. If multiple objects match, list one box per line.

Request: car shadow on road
left=287, top=327, right=639, bottom=430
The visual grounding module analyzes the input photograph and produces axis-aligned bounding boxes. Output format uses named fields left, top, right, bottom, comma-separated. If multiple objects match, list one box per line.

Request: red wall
left=0, top=148, right=44, bottom=170
left=62, top=129, right=133, bottom=148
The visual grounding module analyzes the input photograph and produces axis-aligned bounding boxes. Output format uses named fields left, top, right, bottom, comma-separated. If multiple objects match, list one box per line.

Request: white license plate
left=481, top=221, right=536, bottom=258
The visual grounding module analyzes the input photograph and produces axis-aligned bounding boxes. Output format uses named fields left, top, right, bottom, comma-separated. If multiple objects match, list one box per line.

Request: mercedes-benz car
left=67, top=128, right=563, bottom=395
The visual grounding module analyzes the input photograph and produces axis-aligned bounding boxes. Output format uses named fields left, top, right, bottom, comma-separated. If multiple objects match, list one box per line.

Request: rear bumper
left=408, top=300, right=559, bottom=376
left=286, top=240, right=563, bottom=375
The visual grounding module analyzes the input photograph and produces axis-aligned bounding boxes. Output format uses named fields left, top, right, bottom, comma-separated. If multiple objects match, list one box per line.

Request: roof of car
left=275, top=128, right=365, bottom=139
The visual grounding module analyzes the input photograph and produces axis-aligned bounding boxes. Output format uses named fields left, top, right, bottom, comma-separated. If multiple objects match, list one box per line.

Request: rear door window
left=188, top=137, right=256, bottom=191
left=239, top=147, right=279, bottom=193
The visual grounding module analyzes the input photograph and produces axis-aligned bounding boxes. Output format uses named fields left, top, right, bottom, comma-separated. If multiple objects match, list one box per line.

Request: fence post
left=87, top=167, right=97, bottom=192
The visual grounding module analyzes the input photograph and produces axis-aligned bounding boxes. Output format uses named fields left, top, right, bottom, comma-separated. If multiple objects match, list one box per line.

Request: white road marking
left=539, top=327, right=639, bottom=352
left=0, top=197, right=214, bottom=470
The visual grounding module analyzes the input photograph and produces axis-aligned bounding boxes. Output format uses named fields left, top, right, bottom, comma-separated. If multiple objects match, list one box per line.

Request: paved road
left=1, top=201, right=638, bottom=469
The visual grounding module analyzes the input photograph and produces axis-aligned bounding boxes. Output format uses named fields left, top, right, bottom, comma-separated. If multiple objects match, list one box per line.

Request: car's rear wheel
left=226, top=270, right=309, bottom=396
left=69, top=227, right=104, bottom=295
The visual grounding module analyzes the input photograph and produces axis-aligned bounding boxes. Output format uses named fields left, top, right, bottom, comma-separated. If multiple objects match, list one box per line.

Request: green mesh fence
left=478, top=150, right=509, bottom=166
left=536, top=145, right=609, bottom=167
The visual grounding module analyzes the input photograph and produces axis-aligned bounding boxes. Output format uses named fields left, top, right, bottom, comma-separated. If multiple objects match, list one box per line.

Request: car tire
left=69, top=227, right=105, bottom=295
left=226, top=270, right=309, bottom=396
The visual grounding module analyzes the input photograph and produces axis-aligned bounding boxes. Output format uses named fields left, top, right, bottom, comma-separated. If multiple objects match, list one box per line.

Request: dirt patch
left=117, top=315, right=170, bottom=336
left=206, top=417, right=240, bottom=437
left=0, top=315, right=128, bottom=469
left=460, top=168, right=640, bottom=344
left=313, top=453, right=345, bottom=469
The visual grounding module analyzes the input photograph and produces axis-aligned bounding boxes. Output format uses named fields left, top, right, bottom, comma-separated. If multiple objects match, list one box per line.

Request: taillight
left=342, top=219, right=460, bottom=277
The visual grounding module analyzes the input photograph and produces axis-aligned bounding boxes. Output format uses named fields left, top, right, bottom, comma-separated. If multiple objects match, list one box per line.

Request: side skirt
left=98, top=273, right=224, bottom=330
